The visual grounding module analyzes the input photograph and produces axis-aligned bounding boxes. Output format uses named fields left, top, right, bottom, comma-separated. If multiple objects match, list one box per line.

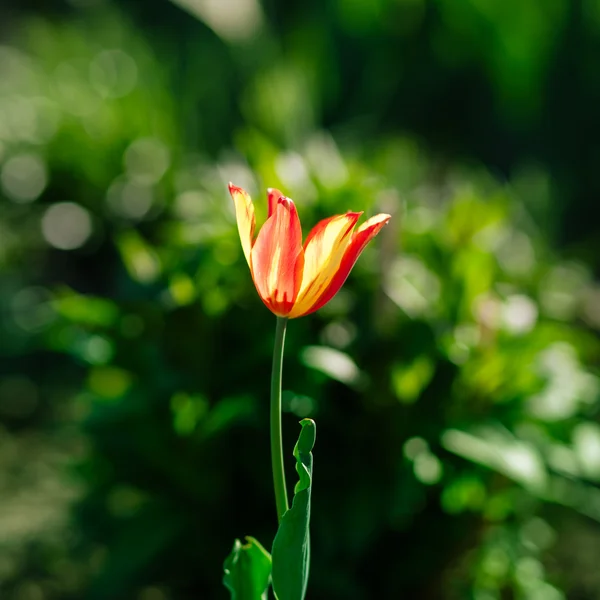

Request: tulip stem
left=271, top=316, right=289, bottom=523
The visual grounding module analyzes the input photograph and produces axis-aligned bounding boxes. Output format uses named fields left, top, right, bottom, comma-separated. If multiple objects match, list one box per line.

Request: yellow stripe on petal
left=228, top=183, right=256, bottom=266
left=294, top=212, right=391, bottom=317
left=289, top=212, right=361, bottom=318
left=354, top=213, right=392, bottom=236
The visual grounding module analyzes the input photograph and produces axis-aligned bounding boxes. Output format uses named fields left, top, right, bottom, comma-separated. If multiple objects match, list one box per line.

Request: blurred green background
left=1, top=0, right=600, bottom=598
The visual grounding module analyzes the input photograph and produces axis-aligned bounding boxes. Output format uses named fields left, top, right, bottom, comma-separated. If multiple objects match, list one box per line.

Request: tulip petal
left=288, top=212, right=362, bottom=318
left=267, top=188, right=284, bottom=218
left=229, top=183, right=256, bottom=266
left=251, top=197, right=304, bottom=316
left=291, top=213, right=391, bottom=317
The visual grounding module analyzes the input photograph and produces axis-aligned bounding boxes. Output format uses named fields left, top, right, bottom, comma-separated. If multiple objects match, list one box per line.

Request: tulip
left=229, top=183, right=391, bottom=318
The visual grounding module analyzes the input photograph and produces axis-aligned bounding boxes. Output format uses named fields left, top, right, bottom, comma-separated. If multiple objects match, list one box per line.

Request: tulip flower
left=229, top=183, right=391, bottom=318
left=224, top=182, right=391, bottom=600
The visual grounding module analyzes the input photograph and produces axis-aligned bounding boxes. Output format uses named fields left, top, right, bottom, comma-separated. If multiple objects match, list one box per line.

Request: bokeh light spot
left=42, top=202, right=93, bottom=250
left=539, top=262, right=590, bottom=320
left=403, top=436, right=429, bottom=460
left=385, top=256, right=441, bottom=318
left=171, top=392, right=208, bottom=436
left=275, top=151, right=316, bottom=201
left=11, top=287, right=54, bottom=331
left=174, top=190, right=210, bottom=220
left=320, top=320, right=356, bottom=349
left=106, top=177, right=154, bottom=220
left=502, top=295, right=538, bottom=335
left=301, top=345, right=363, bottom=387
left=1, top=153, right=47, bottom=203
left=573, top=422, right=600, bottom=481
left=89, top=49, right=138, bottom=98
left=124, top=138, right=170, bottom=185
left=413, top=452, right=443, bottom=485
left=170, top=0, right=264, bottom=43
left=81, top=335, right=114, bottom=365
left=283, top=392, right=315, bottom=417
left=55, top=61, right=101, bottom=116
left=117, top=230, right=161, bottom=283
left=520, top=517, right=556, bottom=551
left=304, top=132, right=349, bottom=189
left=169, top=273, right=196, bottom=306
left=88, top=366, right=132, bottom=400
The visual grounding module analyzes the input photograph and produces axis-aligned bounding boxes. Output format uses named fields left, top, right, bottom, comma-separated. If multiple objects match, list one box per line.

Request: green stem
left=271, top=316, right=289, bottom=523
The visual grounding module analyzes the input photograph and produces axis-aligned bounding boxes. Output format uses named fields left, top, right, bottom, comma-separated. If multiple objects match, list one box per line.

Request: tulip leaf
left=223, top=536, right=272, bottom=600
left=271, top=418, right=316, bottom=600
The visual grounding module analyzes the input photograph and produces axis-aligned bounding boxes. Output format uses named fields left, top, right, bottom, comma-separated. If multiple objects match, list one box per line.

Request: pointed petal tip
left=357, top=213, right=392, bottom=232
left=344, top=211, right=363, bottom=230
left=277, top=195, right=297, bottom=209
left=267, top=187, right=286, bottom=217
left=290, top=212, right=391, bottom=318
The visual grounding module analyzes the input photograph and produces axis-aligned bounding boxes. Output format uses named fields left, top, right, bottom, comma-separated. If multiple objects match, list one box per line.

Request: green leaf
left=271, top=418, right=316, bottom=600
left=223, top=536, right=272, bottom=600
left=53, top=289, right=119, bottom=327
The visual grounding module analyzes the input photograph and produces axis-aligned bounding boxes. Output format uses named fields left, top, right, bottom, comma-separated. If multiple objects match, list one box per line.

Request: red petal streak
left=295, top=213, right=391, bottom=317
left=267, top=188, right=284, bottom=218
left=250, top=197, right=304, bottom=316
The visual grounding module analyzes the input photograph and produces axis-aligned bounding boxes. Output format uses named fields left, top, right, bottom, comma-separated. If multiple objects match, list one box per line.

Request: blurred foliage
left=1, top=1, right=600, bottom=599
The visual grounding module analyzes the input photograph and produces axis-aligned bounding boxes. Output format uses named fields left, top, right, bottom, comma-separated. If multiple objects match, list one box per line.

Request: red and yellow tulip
left=229, top=183, right=391, bottom=318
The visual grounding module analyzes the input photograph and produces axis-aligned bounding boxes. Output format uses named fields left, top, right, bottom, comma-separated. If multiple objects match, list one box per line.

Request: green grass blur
left=1, top=0, right=600, bottom=598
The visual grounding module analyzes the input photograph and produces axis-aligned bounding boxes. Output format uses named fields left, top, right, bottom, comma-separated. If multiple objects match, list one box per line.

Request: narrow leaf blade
left=271, top=418, right=316, bottom=600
